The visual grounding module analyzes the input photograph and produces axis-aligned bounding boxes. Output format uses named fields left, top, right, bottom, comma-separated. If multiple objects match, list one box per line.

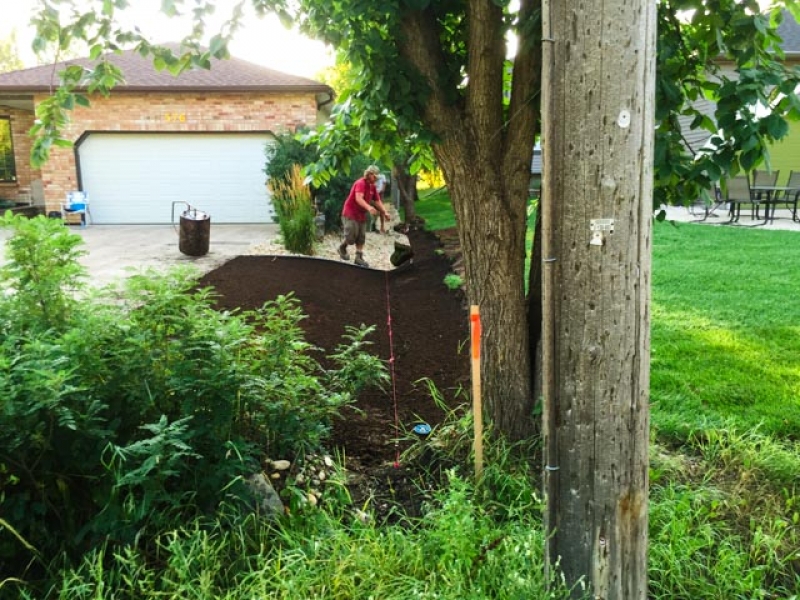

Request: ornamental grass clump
left=268, top=163, right=316, bottom=255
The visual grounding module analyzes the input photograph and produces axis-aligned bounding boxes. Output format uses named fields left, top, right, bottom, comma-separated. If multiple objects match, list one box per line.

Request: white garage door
left=78, top=133, right=275, bottom=224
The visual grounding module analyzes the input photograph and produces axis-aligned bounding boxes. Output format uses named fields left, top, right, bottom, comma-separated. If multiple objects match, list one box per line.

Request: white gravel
left=251, top=228, right=410, bottom=271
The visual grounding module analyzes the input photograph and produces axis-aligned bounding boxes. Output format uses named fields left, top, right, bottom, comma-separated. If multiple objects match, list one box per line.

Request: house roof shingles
left=0, top=44, right=331, bottom=94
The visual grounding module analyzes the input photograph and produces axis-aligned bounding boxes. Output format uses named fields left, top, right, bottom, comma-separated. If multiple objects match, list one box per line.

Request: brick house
left=0, top=46, right=332, bottom=224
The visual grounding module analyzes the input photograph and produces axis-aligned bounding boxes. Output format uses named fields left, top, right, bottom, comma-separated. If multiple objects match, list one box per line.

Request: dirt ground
left=198, top=228, right=470, bottom=518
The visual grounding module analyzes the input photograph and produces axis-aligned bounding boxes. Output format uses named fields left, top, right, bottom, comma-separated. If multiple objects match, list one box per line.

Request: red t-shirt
left=342, top=178, right=381, bottom=222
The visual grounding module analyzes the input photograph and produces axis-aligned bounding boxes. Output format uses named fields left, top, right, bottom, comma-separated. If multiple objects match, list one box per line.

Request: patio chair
left=752, top=170, right=780, bottom=219
left=724, top=175, right=756, bottom=223
left=687, top=185, right=725, bottom=220
left=61, top=191, right=91, bottom=227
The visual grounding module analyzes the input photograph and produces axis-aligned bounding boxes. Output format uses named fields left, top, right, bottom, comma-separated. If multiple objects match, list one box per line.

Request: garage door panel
left=78, top=133, right=275, bottom=224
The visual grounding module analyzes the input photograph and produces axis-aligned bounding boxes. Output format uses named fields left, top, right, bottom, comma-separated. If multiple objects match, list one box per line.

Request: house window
left=0, top=117, right=17, bottom=183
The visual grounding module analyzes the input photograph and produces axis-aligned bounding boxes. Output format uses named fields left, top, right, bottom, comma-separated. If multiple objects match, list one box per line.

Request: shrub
left=0, top=214, right=387, bottom=584
left=268, top=164, right=316, bottom=255
left=0, top=212, right=86, bottom=332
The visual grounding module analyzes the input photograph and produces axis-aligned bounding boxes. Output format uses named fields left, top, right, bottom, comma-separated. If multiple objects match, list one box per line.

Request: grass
left=651, top=222, right=800, bottom=440
left=416, top=187, right=457, bottom=230
left=34, top=465, right=569, bottom=599
left=415, top=188, right=800, bottom=441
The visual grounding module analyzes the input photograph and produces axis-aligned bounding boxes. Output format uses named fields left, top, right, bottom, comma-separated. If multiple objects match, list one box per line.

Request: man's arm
left=374, top=198, right=390, bottom=232
left=374, top=198, right=389, bottom=217
left=355, top=186, right=378, bottom=215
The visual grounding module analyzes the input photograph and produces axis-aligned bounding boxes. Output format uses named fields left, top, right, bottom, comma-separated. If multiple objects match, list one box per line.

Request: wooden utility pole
left=540, top=0, right=655, bottom=597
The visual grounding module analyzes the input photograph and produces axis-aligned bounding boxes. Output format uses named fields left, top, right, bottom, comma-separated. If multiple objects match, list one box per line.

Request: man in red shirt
left=338, top=165, right=390, bottom=268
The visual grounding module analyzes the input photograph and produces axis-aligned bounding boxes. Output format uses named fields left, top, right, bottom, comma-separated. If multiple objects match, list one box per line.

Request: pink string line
left=384, top=270, right=401, bottom=468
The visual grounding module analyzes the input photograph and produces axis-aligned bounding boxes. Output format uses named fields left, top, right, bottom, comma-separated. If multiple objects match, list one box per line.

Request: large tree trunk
left=443, top=154, right=533, bottom=439
left=540, top=0, right=655, bottom=596
left=398, top=0, right=541, bottom=440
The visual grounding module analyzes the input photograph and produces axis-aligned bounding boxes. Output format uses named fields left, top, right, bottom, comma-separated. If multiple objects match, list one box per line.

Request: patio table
left=750, top=185, right=799, bottom=223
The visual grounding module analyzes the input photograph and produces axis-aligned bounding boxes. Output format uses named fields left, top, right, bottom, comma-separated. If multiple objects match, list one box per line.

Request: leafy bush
left=267, top=164, right=316, bottom=254
left=0, top=212, right=87, bottom=331
left=264, top=129, right=318, bottom=182
left=0, top=214, right=387, bottom=583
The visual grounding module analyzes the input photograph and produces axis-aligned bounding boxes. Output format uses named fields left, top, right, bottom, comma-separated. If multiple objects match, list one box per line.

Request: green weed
left=443, top=273, right=463, bottom=290
left=0, top=216, right=387, bottom=591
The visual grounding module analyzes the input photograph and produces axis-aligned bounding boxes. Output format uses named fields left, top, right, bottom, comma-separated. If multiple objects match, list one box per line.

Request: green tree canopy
left=655, top=0, right=800, bottom=207
left=0, top=31, right=24, bottom=73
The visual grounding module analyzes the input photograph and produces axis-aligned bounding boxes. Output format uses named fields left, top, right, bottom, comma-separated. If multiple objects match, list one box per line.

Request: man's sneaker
left=354, top=254, right=369, bottom=268
left=338, top=244, right=350, bottom=261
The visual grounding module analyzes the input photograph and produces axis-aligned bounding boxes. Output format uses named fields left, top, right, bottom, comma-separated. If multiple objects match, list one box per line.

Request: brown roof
left=0, top=43, right=331, bottom=94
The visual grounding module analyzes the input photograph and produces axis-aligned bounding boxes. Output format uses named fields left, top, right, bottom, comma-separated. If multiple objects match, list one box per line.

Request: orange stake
left=470, top=305, right=483, bottom=479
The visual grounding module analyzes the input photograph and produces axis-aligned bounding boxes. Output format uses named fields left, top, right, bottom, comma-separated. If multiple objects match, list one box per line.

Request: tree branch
left=397, top=9, right=463, bottom=140
left=504, top=0, right=541, bottom=183
left=466, top=0, right=506, bottom=155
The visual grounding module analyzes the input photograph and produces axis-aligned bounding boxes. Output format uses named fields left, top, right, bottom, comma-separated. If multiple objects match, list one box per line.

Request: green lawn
left=651, top=222, right=800, bottom=440
left=416, top=187, right=458, bottom=230
left=415, top=190, right=800, bottom=441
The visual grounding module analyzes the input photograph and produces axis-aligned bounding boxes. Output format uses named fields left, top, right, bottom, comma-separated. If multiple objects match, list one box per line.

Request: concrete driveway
left=1, top=223, right=279, bottom=288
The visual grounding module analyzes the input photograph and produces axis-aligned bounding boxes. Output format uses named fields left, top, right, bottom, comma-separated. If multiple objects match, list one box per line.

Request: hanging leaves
left=655, top=1, right=800, bottom=207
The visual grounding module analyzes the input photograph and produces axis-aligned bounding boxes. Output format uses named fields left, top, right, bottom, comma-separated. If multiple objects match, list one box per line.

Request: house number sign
left=164, top=113, right=187, bottom=122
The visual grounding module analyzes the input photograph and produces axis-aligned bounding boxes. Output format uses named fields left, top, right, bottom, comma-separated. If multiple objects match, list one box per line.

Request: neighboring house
left=0, top=45, right=333, bottom=224
left=766, top=13, right=800, bottom=176
left=681, top=12, right=800, bottom=177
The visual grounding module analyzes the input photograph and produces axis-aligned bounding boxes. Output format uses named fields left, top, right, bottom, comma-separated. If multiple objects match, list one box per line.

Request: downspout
left=316, top=87, right=335, bottom=111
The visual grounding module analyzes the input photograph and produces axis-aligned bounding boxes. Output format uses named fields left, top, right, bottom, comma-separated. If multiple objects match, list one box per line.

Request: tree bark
left=397, top=0, right=541, bottom=440
left=540, top=0, right=655, bottom=596
left=445, top=155, right=533, bottom=439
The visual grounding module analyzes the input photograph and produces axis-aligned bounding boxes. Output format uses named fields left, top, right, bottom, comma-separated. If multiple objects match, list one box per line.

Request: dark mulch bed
left=198, top=228, right=470, bottom=519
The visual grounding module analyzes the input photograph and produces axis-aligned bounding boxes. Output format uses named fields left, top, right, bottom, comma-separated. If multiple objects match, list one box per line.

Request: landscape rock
left=245, top=473, right=284, bottom=518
